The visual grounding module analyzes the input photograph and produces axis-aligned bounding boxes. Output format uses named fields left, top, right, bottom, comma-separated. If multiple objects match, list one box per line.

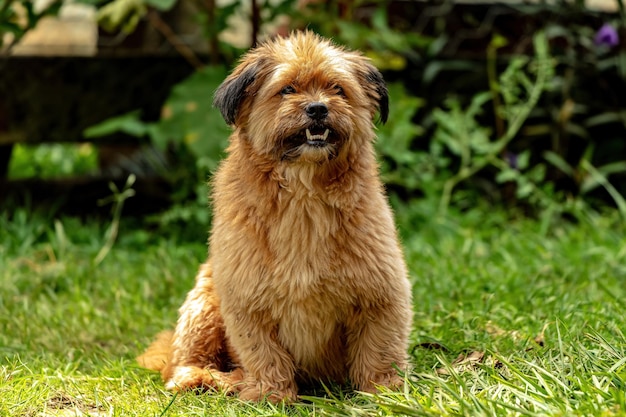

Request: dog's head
left=213, top=31, right=388, bottom=164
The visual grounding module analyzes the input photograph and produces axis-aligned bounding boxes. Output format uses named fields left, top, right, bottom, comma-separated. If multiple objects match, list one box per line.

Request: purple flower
left=594, top=23, right=619, bottom=47
left=505, top=151, right=518, bottom=170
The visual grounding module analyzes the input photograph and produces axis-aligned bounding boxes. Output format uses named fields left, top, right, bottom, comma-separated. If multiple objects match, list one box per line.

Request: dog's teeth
left=305, top=128, right=330, bottom=142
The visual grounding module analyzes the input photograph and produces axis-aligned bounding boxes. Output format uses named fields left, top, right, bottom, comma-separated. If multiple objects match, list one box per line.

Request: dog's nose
left=305, top=102, right=328, bottom=120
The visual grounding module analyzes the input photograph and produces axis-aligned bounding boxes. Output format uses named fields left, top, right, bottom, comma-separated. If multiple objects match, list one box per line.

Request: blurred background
left=1, top=0, right=625, bottom=233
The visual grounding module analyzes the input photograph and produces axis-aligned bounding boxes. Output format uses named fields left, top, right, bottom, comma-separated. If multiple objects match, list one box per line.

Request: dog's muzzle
left=304, top=102, right=330, bottom=147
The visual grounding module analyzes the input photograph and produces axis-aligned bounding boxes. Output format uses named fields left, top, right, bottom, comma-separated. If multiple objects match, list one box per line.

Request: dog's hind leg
left=139, top=262, right=244, bottom=393
left=137, top=330, right=174, bottom=372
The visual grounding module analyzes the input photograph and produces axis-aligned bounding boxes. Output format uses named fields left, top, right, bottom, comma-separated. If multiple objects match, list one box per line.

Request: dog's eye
left=335, top=85, right=345, bottom=96
left=281, top=86, right=296, bottom=95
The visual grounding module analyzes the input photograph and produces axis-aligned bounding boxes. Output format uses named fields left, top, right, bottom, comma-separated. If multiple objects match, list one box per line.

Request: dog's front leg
left=224, top=312, right=298, bottom=403
left=346, top=302, right=410, bottom=393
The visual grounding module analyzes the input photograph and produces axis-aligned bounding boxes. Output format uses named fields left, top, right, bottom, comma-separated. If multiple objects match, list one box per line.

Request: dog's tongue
left=306, top=128, right=329, bottom=141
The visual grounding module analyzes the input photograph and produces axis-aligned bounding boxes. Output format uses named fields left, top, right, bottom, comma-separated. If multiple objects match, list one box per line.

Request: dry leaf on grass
left=436, top=351, right=485, bottom=375
left=436, top=350, right=504, bottom=375
left=40, top=392, right=108, bottom=417
left=485, top=320, right=549, bottom=351
left=485, top=321, right=523, bottom=341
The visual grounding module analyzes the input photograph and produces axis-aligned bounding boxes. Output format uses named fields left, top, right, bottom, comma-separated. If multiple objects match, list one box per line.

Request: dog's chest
left=265, top=195, right=355, bottom=372
left=268, top=195, right=342, bottom=291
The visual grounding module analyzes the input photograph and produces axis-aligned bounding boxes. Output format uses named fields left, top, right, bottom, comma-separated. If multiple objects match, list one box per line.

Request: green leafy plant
left=432, top=32, right=555, bottom=215
left=543, top=147, right=626, bottom=219
left=8, top=143, right=98, bottom=179
left=86, top=66, right=230, bottom=173
left=375, top=83, right=426, bottom=193
left=95, top=0, right=177, bottom=34
left=300, top=1, right=428, bottom=71
left=85, top=66, right=229, bottom=227
left=94, top=174, right=136, bottom=265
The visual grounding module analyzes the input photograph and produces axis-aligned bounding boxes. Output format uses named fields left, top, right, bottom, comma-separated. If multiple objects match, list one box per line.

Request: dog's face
left=213, top=32, right=388, bottom=164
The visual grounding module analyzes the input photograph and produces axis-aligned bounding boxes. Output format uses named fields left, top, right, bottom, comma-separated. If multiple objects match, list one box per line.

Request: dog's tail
left=137, top=330, right=174, bottom=372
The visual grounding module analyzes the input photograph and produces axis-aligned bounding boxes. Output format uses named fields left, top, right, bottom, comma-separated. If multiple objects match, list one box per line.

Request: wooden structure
left=0, top=1, right=206, bottom=213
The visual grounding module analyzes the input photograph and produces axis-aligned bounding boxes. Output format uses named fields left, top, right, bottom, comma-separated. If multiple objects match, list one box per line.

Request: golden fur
left=137, top=31, right=413, bottom=403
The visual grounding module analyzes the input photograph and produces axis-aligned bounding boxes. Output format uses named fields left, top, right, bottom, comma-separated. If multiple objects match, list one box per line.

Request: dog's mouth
left=280, top=125, right=336, bottom=151
left=305, top=127, right=330, bottom=147
left=276, top=123, right=346, bottom=162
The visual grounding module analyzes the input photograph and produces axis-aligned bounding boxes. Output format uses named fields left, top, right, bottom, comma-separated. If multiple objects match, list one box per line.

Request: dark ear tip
left=213, top=63, right=259, bottom=125
left=213, top=90, right=235, bottom=125
left=379, top=96, right=389, bottom=124
left=365, top=66, right=389, bottom=125
left=376, top=81, right=389, bottom=125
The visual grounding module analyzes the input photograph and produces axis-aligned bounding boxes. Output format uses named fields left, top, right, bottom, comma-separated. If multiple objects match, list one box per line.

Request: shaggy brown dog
left=138, top=31, right=413, bottom=403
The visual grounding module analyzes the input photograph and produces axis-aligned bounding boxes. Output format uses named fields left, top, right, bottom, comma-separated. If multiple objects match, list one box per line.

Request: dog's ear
left=355, top=62, right=389, bottom=125
left=213, top=62, right=260, bottom=125
left=367, top=67, right=389, bottom=124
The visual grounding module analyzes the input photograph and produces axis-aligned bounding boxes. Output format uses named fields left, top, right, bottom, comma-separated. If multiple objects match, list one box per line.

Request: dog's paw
left=357, top=372, right=404, bottom=394
left=165, top=366, right=245, bottom=394
left=237, top=378, right=297, bottom=403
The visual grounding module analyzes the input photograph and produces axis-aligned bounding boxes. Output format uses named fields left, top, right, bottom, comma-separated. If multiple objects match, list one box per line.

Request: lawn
left=1, top=202, right=625, bottom=416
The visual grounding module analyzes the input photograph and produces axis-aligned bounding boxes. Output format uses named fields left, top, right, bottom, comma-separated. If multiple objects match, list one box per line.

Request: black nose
left=305, top=102, right=328, bottom=120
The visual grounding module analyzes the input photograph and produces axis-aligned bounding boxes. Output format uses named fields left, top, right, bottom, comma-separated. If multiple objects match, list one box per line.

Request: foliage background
left=63, top=0, right=626, bottom=230
left=2, top=0, right=626, bottom=227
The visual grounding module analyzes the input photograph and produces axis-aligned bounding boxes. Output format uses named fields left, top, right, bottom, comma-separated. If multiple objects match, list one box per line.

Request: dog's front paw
left=237, top=378, right=297, bottom=403
left=165, top=366, right=245, bottom=394
left=357, top=372, right=404, bottom=394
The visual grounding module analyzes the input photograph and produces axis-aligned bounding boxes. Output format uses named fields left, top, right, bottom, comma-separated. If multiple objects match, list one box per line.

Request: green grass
left=1, top=202, right=625, bottom=416
left=8, top=143, right=99, bottom=179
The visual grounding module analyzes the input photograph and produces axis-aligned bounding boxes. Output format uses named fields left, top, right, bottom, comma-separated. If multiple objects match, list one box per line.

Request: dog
left=137, top=31, right=413, bottom=403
